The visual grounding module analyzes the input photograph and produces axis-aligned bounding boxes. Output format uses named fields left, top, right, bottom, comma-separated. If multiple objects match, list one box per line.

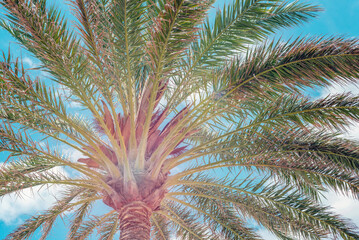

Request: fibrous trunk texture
left=119, top=201, right=152, bottom=240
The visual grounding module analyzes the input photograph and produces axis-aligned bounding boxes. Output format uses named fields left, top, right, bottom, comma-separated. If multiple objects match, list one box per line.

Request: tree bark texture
left=119, top=201, right=152, bottom=240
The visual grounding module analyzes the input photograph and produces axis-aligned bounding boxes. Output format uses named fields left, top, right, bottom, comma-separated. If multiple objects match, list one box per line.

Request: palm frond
left=170, top=174, right=359, bottom=239
left=147, top=0, right=213, bottom=71
left=174, top=123, right=359, bottom=201
left=245, top=93, right=359, bottom=131
left=221, top=37, right=359, bottom=96
left=0, top=0, right=87, bottom=85
left=97, top=212, right=120, bottom=240
left=67, top=193, right=94, bottom=239
left=5, top=187, right=99, bottom=240
left=160, top=201, right=211, bottom=239
left=190, top=0, right=320, bottom=68
left=255, top=129, right=359, bottom=199
left=167, top=196, right=262, bottom=240
left=0, top=48, right=103, bottom=150
left=70, top=211, right=118, bottom=240
left=150, top=213, right=171, bottom=240
left=173, top=93, right=359, bottom=170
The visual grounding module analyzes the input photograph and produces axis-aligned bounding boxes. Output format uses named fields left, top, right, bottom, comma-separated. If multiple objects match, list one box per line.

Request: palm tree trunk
left=119, top=201, right=152, bottom=240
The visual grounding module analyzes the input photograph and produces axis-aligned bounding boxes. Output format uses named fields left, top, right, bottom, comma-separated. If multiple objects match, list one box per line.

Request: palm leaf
left=5, top=187, right=99, bottom=240
left=190, top=0, right=320, bottom=68
left=221, top=37, right=359, bottom=96
left=150, top=213, right=171, bottom=240
left=170, top=174, right=359, bottom=239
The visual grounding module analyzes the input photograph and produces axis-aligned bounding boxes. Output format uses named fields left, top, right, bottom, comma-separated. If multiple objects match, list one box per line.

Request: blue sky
left=1, top=0, right=359, bottom=239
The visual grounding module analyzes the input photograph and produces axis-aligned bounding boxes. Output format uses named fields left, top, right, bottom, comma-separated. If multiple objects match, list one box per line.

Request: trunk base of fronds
left=118, top=201, right=152, bottom=240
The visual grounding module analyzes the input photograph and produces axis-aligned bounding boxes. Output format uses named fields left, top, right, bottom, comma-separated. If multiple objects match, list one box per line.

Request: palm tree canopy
left=1, top=0, right=359, bottom=239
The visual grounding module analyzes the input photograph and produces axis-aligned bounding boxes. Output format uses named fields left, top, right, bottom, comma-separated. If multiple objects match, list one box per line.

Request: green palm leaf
left=190, top=0, right=320, bottom=68
left=170, top=174, right=359, bottom=239
left=220, top=37, right=359, bottom=96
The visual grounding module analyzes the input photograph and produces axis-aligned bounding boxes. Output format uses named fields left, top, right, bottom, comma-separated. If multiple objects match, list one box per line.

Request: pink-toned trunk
left=118, top=201, right=152, bottom=240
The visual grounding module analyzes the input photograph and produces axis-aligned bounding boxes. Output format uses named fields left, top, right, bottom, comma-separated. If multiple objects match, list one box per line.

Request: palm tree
left=1, top=0, right=359, bottom=239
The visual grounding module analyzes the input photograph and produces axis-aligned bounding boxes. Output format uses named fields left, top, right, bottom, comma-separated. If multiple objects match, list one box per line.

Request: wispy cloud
left=22, top=57, right=37, bottom=68
left=324, top=191, right=359, bottom=224
left=62, top=147, right=86, bottom=163
left=321, top=82, right=359, bottom=96
left=257, top=228, right=278, bottom=240
left=0, top=167, right=68, bottom=225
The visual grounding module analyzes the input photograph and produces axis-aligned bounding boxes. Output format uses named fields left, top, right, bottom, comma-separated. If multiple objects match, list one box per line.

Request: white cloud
left=0, top=167, right=68, bottom=225
left=257, top=228, right=278, bottom=240
left=22, top=57, right=34, bottom=68
left=62, top=147, right=85, bottom=163
left=22, top=57, right=37, bottom=69
left=0, top=185, right=63, bottom=225
left=321, top=82, right=359, bottom=97
left=343, top=123, right=359, bottom=140
left=324, top=191, right=359, bottom=225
